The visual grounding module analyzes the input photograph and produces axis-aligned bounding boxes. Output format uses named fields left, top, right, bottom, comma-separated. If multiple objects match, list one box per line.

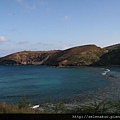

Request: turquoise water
left=0, top=65, right=119, bottom=104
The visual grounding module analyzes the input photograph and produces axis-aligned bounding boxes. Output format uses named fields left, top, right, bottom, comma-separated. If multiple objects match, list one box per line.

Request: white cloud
left=63, top=15, right=70, bottom=21
left=37, top=42, right=52, bottom=46
left=17, top=41, right=29, bottom=45
left=0, top=36, right=8, bottom=42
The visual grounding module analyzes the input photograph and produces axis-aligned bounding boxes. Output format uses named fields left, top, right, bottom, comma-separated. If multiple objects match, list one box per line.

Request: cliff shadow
left=91, top=49, right=120, bottom=66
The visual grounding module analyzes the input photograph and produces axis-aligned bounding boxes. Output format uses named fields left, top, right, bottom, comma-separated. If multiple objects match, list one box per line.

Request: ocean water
left=0, top=65, right=119, bottom=104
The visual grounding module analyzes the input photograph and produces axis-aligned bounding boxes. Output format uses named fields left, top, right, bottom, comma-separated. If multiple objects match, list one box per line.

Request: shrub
left=68, top=100, right=112, bottom=114
left=18, top=97, right=31, bottom=109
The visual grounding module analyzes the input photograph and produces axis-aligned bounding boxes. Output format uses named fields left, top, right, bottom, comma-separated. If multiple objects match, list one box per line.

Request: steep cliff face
left=92, top=44, right=120, bottom=66
left=0, top=44, right=108, bottom=67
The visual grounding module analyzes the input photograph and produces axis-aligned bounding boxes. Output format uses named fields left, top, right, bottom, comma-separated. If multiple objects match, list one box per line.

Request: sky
left=0, top=0, right=120, bottom=57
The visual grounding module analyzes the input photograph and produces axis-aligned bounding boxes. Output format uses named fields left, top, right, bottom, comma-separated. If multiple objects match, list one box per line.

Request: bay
left=0, top=65, right=119, bottom=104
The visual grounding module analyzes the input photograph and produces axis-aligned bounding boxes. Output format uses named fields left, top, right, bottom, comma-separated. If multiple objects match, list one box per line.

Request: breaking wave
left=101, top=68, right=110, bottom=76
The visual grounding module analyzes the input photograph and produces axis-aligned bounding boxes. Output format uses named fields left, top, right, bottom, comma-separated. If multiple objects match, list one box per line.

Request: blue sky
left=0, top=0, right=120, bottom=57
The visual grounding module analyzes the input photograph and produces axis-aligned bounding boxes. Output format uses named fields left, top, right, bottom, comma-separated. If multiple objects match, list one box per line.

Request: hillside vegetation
left=1, top=99, right=120, bottom=114
left=0, top=44, right=120, bottom=67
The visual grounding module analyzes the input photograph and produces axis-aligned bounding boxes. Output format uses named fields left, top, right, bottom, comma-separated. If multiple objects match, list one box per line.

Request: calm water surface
left=0, top=65, right=119, bottom=104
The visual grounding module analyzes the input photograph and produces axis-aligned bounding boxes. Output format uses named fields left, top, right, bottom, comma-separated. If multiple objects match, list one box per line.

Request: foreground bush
left=67, top=100, right=113, bottom=114
left=1, top=99, right=120, bottom=113
left=0, top=102, right=36, bottom=113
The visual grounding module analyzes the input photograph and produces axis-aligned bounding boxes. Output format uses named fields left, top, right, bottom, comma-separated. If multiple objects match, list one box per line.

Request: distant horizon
left=1, top=0, right=120, bottom=57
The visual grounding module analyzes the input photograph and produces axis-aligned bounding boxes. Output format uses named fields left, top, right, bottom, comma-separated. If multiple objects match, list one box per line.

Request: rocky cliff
left=92, top=44, right=120, bottom=66
left=0, top=44, right=120, bottom=67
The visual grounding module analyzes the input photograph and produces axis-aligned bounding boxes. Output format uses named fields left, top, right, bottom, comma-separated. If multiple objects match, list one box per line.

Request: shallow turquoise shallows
left=0, top=65, right=119, bottom=104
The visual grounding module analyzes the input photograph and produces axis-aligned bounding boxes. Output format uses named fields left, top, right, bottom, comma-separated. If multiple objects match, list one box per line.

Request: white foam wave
left=101, top=72, right=107, bottom=75
left=106, top=69, right=110, bottom=72
left=101, top=69, right=110, bottom=76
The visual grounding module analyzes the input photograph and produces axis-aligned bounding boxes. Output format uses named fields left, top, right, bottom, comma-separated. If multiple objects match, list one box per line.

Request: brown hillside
left=0, top=50, right=60, bottom=65
left=0, top=44, right=108, bottom=67
left=43, top=45, right=108, bottom=67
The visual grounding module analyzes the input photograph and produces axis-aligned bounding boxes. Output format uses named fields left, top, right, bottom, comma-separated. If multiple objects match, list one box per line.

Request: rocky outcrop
left=92, top=44, right=120, bottom=66
left=0, top=43, right=120, bottom=67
